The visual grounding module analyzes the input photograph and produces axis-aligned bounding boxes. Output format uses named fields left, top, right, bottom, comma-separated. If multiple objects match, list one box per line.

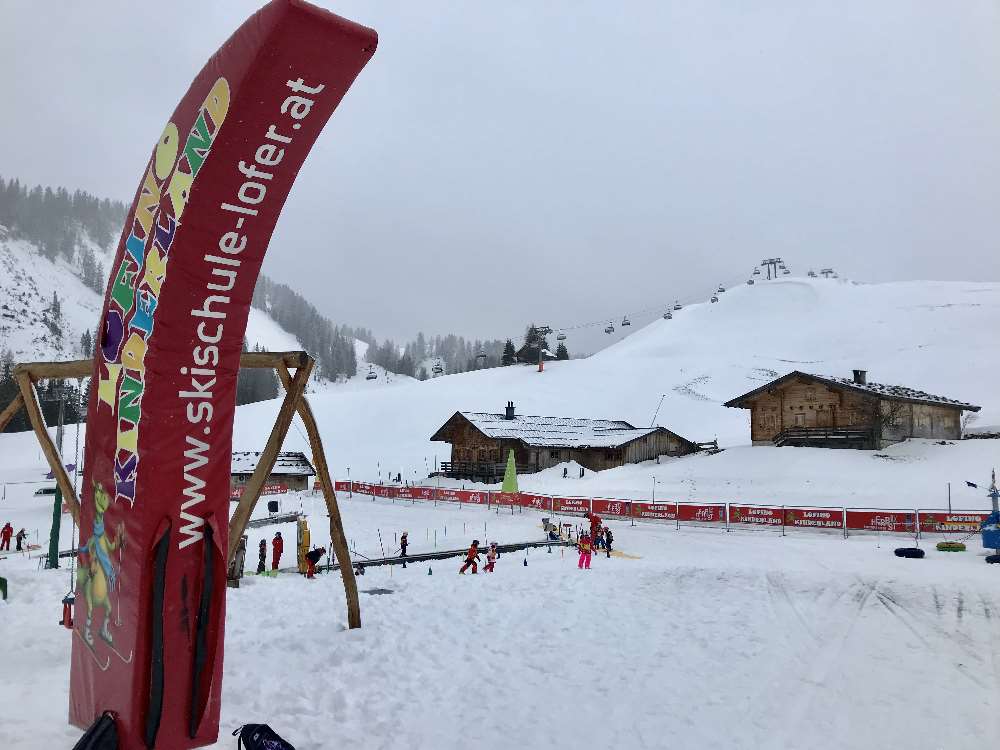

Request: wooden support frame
left=0, top=350, right=361, bottom=629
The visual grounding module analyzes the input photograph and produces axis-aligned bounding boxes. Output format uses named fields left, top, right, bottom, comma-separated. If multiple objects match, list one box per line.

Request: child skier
left=0, top=522, right=12, bottom=551
left=604, top=526, right=614, bottom=558
left=459, top=539, right=481, bottom=574
left=271, top=531, right=284, bottom=571
left=305, top=546, right=326, bottom=579
left=256, top=539, right=267, bottom=574
left=577, top=532, right=592, bottom=570
left=14, top=528, right=26, bottom=552
left=484, top=542, right=498, bottom=573
left=594, top=527, right=605, bottom=550
left=400, top=531, right=408, bottom=568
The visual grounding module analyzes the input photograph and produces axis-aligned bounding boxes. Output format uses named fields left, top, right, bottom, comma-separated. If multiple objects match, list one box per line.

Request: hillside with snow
left=231, top=277, right=1000, bottom=493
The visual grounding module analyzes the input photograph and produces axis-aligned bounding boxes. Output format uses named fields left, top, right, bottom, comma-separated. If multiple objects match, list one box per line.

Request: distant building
left=724, top=370, right=980, bottom=449
left=230, top=451, right=315, bottom=492
left=430, top=401, right=700, bottom=481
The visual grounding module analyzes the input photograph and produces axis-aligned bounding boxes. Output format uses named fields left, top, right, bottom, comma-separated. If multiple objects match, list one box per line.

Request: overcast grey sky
left=2, top=1, right=999, bottom=347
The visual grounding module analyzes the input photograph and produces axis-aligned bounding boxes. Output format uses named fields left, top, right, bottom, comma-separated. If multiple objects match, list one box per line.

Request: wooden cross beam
left=0, top=351, right=361, bottom=629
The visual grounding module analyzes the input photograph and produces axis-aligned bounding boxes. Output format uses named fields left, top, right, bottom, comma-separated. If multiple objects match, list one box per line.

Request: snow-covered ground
left=2, top=485, right=998, bottom=749
left=2, top=275, right=999, bottom=748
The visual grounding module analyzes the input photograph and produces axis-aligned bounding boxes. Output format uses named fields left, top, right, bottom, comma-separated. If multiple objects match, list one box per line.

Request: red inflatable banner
left=784, top=507, right=844, bottom=530
left=917, top=511, right=989, bottom=534
left=729, top=505, right=783, bottom=527
left=845, top=510, right=916, bottom=533
left=72, top=3, right=376, bottom=747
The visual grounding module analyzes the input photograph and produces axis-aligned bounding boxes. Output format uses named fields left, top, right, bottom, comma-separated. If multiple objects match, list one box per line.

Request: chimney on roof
left=504, top=401, right=516, bottom=420
left=852, top=369, right=867, bottom=385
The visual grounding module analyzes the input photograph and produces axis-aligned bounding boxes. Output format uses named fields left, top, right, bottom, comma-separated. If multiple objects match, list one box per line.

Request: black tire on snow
left=986, top=554, right=1000, bottom=565
left=894, top=547, right=925, bottom=559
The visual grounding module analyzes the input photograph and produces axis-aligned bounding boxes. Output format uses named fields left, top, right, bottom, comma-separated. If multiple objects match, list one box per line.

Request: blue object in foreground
left=982, top=511, right=1000, bottom=550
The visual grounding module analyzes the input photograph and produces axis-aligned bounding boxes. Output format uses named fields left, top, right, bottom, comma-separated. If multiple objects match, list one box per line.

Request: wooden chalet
left=230, top=451, right=315, bottom=492
left=430, top=401, right=700, bottom=481
left=724, top=370, right=980, bottom=449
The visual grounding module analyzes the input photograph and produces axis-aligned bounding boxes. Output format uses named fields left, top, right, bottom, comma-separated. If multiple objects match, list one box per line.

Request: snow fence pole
left=781, top=506, right=786, bottom=537
left=842, top=509, right=847, bottom=540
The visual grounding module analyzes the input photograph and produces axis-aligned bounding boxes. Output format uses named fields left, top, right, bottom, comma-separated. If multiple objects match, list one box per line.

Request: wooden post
left=14, top=371, right=80, bottom=522
left=277, top=363, right=361, bottom=629
left=227, top=359, right=313, bottom=561
left=0, top=392, right=24, bottom=433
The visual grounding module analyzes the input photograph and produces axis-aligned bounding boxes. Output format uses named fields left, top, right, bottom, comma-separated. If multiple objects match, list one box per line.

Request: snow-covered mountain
left=231, top=276, right=1000, bottom=498
left=0, top=232, right=402, bottom=392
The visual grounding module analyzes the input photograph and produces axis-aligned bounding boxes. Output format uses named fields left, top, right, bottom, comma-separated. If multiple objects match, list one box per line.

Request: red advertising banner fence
left=229, top=483, right=288, bottom=501
left=845, top=510, right=917, bottom=533
left=917, top=511, right=989, bottom=534
left=72, top=3, right=376, bottom=747
left=729, top=505, right=783, bottom=527
left=784, top=507, right=844, bottom=530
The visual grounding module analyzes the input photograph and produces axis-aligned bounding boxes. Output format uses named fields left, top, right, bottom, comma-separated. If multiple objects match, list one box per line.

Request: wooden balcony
left=439, top=460, right=537, bottom=480
left=773, top=427, right=874, bottom=449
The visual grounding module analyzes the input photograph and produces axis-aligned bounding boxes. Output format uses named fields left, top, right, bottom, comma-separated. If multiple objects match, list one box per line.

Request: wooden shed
left=230, top=451, right=315, bottom=493
left=724, top=370, right=980, bottom=449
left=430, top=401, right=699, bottom=481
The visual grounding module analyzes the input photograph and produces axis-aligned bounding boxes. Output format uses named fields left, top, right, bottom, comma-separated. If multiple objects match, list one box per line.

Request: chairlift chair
left=807, top=270, right=817, bottom=278
left=431, top=359, right=444, bottom=375
left=717, top=285, right=725, bottom=293
left=746, top=278, right=755, bottom=286
left=710, top=295, right=719, bottom=303
left=365, top=366, right=377, bottom=381
left=663, top=310, right=673, bottom=319
left=604, top=323, right=615, bottom=334
left=752, top=267, right=761, bottom=276
left=556, top=332, right=567, bottom=341
left=673, top=301, right=682, bottom=311
left=782, top=268, right=790, bottom=275
left=621, top=316, right=630, bottom=326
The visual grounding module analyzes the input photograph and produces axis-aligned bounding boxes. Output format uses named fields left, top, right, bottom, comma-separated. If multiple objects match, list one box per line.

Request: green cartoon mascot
left=77, top=481, right=126, bottom=646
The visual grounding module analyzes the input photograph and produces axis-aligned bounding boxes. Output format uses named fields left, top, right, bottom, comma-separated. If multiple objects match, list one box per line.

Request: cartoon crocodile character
left=77, top=481, right=126, bottom=647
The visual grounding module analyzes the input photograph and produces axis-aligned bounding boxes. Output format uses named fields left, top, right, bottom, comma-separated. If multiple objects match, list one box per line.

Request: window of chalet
left=550, top=450, right=559, bottom=459
left=794, top=413, right=805, bottom=426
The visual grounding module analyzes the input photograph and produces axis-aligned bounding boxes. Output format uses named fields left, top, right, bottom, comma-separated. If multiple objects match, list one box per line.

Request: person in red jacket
left=586, top=512, right=602, bottom=542
left=577, top=531, right=593, bottom=570
left=305, top=546, right=326, bottom=579
left=271, top=531, right=284, bottom=571
left=459, top=539, right=481, bottom=574
left=0, top=522, right=12, bottom=551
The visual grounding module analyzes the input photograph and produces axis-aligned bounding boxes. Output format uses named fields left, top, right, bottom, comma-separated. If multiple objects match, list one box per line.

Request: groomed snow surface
left=2, top=486, right=999, bottom=749
left=2, top=276, right=999, bottom=748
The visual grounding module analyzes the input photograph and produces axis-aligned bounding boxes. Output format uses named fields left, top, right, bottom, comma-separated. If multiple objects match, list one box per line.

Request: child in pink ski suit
left=577, top=532, right=592, bottom=570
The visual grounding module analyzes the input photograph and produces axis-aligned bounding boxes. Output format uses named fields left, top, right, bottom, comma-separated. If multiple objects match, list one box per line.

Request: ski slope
left=1, top=490, right=998, bottom=749
left=232, top=277, right=1000, bottom=499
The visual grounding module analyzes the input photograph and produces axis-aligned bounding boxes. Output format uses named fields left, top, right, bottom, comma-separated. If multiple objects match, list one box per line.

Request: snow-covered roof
left=725, top=371, right=980, bottom=411
left=231, top=451, right=315, bottom=476
left=433, top=412, right=694, bottom=449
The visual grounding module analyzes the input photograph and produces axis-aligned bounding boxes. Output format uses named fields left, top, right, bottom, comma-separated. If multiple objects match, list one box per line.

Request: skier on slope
left=0, top=522, right=12, bottom=551
left=271, top=531, right=284, bottom=572
left=459, top=539, right=481, bottom=574
left=484, top=542, right=498, bottom=573
left=577, top=531, right=593, bottom=570
left=15, top=528, right=27, bottom=552
left=400, top=531, right=408, bottom=568
left=256, top=539, right=267, bottom=574
left=305, top=546, right=326, bottom=579
left=604, top=526, right=614, bottom=558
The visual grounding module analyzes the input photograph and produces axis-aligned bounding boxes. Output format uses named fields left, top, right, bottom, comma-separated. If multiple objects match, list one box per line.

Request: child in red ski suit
left=459, top=540, right=480, bottom=574
left=0, top=522, right=12, bottom=551
left=577, top=532, right=592, bottom=570
left=484, top=542, right=498, bottom=572
left=305, top=546, right=326, bottom=579
left=271, top=531, right=284, bottom=570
